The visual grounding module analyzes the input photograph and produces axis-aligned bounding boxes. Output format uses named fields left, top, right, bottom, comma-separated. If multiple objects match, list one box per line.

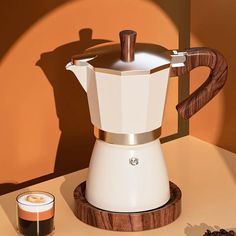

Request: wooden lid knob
left=119, top=30, right=137, bottom=62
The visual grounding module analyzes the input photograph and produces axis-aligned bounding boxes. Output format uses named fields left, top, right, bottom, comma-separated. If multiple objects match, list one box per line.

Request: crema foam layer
left=17, top=192, right=54, bottom=213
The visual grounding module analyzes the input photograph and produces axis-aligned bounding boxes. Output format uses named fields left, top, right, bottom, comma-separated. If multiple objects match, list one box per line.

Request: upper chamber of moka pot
left=71, top=30, right=182, bottom=134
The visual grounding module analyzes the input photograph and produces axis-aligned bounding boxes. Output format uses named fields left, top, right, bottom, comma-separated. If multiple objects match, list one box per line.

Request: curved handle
left=170, top=47, right=228, bottom=119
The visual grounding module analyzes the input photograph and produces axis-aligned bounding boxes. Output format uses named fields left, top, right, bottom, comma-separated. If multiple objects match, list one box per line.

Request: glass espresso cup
left=16, top=191, right=55, bottom=236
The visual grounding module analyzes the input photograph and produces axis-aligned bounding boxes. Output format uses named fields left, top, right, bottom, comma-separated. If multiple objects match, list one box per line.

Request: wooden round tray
left=74, top=181, right=181, bottom=232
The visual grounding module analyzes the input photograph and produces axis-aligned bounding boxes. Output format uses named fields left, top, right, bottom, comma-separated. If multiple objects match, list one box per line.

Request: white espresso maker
left=66, top=30, right=227, bottom=214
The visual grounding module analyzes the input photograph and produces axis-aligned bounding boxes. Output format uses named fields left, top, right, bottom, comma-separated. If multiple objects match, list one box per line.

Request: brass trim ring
left=94, top=127, right=161, bottom=145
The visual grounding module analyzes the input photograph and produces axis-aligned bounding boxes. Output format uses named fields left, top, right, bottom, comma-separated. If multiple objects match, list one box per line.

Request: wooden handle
left=170, top=47, right=228, bottom=119
left=119, top=30, right=137, bottom=62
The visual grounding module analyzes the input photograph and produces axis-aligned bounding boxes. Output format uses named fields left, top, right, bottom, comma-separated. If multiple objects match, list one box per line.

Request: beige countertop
left=0, top=136, right=236, bottom=235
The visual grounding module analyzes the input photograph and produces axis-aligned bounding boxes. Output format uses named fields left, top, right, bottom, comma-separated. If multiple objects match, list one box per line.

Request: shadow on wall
left=0, top=0, right=190, bottom=195
left=36, top=28, right=110, bottom=174
left=0, top=0, right=69, bottom=62
left=0, top=28, right=110, bottom=195
left=191, top=1, right=236, bottom=184
left=191, top=0, right=236, bottom=153
left=0, top=0, right=189, bottom=62
left=0, top=0, right=71, bottom=195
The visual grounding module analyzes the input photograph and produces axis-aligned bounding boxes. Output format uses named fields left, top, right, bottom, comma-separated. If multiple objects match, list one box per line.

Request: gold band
left=94, top=127, right=161, bottom=146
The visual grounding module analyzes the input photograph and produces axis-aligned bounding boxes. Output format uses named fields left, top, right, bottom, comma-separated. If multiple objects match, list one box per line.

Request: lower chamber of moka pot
left=74, top=181, right=181, bottom=232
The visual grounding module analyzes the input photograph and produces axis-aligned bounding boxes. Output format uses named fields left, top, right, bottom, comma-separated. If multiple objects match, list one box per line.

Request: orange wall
left=0, top=0, right=189, bottom=186
left=190, top=0, right=236, bottom=153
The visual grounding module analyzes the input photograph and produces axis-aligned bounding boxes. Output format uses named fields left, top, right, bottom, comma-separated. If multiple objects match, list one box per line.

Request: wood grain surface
left=74, top=181, right=181, bottom=232
left=119, top=30, right=137, bottom=62
left=170, top=47, right=228, bottom=119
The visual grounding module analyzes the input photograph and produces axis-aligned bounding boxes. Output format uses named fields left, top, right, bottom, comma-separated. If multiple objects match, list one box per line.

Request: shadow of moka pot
left=67, top=30, right=228, bottom=231
left=36, top=28, right=111, bottom=174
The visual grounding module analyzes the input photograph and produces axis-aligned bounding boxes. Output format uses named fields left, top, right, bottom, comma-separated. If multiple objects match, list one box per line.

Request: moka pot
left=66, top=30, right=227, bottom=212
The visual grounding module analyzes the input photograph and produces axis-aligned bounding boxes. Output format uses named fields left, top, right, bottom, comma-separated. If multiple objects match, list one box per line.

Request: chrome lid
left=72, top=30, right=172, bottom=74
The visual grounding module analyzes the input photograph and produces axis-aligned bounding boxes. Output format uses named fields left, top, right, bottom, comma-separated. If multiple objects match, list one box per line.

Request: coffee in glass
left=16, top=191, right=55, bottom=236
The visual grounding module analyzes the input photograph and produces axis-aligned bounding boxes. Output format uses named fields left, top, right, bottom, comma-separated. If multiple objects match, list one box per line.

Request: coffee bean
left=229, top=230, right=235, bottom=236
left=203, top=229, right=235, bottom=236
left=220, top=229, right=227, bottom=234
